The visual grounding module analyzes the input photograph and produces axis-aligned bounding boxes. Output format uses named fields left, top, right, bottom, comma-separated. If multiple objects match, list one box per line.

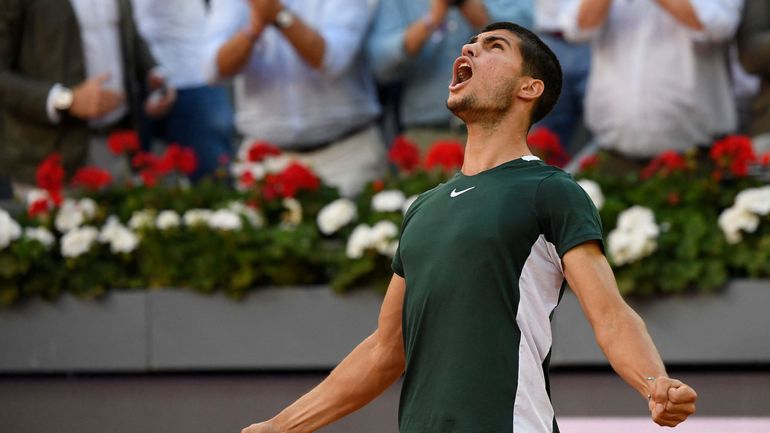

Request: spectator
left=534, top=0, right=590, bottom=153
left=563, top=0, right=743, bottom=162
left=0, top=0, right=175, bottom=198
left=132, top=0, right=235, bottom=181
left=737, top=0, right=770, bottom=152
left=367, top=0, right=533, bottom=148
left=205, top=0, right=384, bottom=197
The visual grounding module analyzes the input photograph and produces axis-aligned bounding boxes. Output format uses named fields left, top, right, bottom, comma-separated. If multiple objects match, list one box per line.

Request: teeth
left=457, top=65, right=471, bottom=83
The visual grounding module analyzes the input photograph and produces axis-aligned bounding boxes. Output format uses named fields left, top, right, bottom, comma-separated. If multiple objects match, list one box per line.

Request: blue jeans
left=141, top=84, right=234, bottom=181
left=536, top=34, right=591, bottom=153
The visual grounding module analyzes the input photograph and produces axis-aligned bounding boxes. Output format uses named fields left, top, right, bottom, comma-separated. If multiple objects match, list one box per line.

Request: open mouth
left=450, top=57, right=473, bottom=91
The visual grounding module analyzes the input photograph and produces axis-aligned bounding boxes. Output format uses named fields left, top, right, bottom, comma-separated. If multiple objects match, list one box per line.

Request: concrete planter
left=1, top=280, right=768, bottom=373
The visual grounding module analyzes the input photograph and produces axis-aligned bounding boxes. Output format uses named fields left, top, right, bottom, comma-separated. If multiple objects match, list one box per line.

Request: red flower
left=239, top=171, right=256, bottom=189
left=641, top=150, right=688, bottom=179
left=140, top=170, right=158, bottom=187
left=527, top=127, right=570, bottom=167
left=667, top=191, right=681, bottom=206
left=72, top=166, right=113, bottom=190
left=162, top=144, right=198, bottom=175
left=36, top=153, right=65, bottom=192
left=263, top=162, right=320, bottom=199
left=372, top=179, right=385, bottom=192
left=28, top=198, right=51, bottom=218
left=710, top=135, right=756, bottom=178
left=247, top=141, right=282, bottom=162
left=424, top=140, right=464, bottom=172
left=579, top=154, right=600, bottom=172
left=107, top=130, right=140, bottom=155
left=760, top=152, right=770, bottom=166
left=388, top=136, right=421, bottom=172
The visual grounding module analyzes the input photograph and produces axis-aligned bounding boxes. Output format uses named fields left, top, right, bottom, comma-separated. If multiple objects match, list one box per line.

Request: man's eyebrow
left=482, top=35, right=512, bottom=48
left=468, top=35, right=479, bottom=44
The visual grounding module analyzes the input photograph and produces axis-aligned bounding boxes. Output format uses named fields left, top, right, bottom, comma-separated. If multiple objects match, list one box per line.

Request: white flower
left=60, top=226, right=99, bottom=258
left=281, top=198, right=303, bottom=227
left=78, top=198, right=97, bottom=219
left=607, top=206, right=659, bottom=266
left=734, top=186, right=770, bottom=216
left=264, top=155, right=292, bottom=174
left=317, top=198, right=357, bottom=235
left=372, top=190, right=406, bottom=213
left=25, top=188, right=52, bottom=206
left=577, top=179, right=605, bottom=210
left=183, top=209, right=213, bottom=227
left=227, top=202, right=264, bottom=228
left=99, top=217, right=139, bottom=254
left=0, top=209, right=22, bottom=250
left=371, top=220, right=399, bottom=256
left=23, top=227, right=55, bottom=249
left=156, top=210, right=181, bottom=230
left=208, top=209, right=243, bottom=231
left=718, top=206, right=760, bottom=244
left=55, top=199, right=86, bottom=233
left=346, top=224, right=374, bottom=259
left=128, top=209, right=156, bottom=230
left=402, top=195, right=418, bottom=215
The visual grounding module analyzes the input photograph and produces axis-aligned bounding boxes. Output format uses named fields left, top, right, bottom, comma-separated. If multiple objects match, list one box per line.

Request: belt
left=287, top=122, right=372, bottom=154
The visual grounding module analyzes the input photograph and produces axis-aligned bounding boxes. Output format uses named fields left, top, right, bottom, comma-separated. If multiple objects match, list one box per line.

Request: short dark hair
left=481, top=22, right=562, bottom=126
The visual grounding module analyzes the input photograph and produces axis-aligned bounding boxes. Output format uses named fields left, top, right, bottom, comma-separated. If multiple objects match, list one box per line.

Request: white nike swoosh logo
left=450, top=187, right=475, bottom=198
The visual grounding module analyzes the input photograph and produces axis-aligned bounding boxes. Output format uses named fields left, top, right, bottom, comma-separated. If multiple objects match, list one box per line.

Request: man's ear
left=517, top=78, right=544, bottom=101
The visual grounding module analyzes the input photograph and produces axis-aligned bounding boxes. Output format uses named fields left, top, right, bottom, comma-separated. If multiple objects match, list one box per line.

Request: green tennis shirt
left=392, top=157, right=604, bottom=433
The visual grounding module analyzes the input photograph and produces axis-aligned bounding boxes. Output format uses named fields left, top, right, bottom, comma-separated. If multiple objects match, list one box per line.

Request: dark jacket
left=737, top=0, right=770, bottom=137
left=0, top=0, right=156, bottom=183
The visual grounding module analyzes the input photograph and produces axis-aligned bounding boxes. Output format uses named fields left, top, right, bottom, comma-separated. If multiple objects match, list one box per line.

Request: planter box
left=0, top=280, right=768, bottom=373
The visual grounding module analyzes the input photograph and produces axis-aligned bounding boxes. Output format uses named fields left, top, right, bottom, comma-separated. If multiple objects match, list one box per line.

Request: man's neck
left=460, top=112, right=532, bottom=176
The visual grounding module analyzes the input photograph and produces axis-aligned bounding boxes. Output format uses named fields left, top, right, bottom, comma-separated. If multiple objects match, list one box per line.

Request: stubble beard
left=446, top=79, right=516, bottom=130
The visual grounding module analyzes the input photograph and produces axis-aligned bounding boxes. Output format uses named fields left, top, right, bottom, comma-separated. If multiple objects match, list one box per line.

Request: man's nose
left=462, top=43, right=478, bottom=58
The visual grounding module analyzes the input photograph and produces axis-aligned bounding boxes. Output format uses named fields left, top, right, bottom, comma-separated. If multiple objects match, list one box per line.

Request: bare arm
left=404, top=0, right=449, bottom=57
left=458, top=0, right=490, bottom=29
left=563, top=242, right=697, bottom=427
left=243, top=275, right=407, bottom=433
left=575, top=0, right=613, bottom=30
left=655, top=0, right=704, bottom=31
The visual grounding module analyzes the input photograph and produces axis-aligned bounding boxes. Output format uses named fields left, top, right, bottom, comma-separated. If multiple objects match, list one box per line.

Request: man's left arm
left=657, top=0, right=743, bottom=40
left=562, top=241, right=698, bottom=427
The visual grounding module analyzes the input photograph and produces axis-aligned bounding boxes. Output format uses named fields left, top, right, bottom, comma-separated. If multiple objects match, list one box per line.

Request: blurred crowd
left=1, top=0, right=768, bottom=199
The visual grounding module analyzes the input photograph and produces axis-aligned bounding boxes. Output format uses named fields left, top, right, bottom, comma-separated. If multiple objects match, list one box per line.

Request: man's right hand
left=68, top=73, right=125, bottom=120
left=241, top=421, right=282, bottom=433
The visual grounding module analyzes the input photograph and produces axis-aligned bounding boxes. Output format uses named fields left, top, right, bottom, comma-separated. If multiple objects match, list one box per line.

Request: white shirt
left=535, top=0, right=574, bottom=32
left=204, top=0, right=380, bottom=148
left=131, top=0, right=207, bottom=88
left=69, top=0, right=127, bottom=127
left=562, top=0, right=743, bottom=157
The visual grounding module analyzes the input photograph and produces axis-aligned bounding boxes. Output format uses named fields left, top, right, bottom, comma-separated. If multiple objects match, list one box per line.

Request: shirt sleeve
left=365, top=0, right=412, bottom=84
left=484, top=0, right=534, bottom=28
left=535, top=171, right=605, bottom=257
left=689, top=0, right=743, bottom=42
left=317, top=0, right=376, bottom=78
left=202, top=0, right=250, bottom=82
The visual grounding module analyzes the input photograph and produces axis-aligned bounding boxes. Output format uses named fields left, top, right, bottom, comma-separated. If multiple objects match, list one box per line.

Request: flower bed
left=0, top=130, right=769, bottom=306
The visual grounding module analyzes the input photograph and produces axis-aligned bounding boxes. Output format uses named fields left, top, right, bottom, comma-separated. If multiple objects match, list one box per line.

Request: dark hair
left=481, top=22, right=563, bottom=126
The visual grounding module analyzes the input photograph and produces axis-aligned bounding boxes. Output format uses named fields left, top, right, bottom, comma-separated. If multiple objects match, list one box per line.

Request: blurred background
left=1, top=0, right=769, bottom=432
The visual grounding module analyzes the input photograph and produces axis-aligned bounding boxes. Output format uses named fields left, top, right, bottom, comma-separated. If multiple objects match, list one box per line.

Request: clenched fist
left=647, top=377, right=697, bottom=427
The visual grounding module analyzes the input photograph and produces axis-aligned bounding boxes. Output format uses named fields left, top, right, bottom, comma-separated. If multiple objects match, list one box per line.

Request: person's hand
left=68, top=73, right=125, bottom=120
left=241, top=420, right=282, bottom=433
left=647, top=377, right=697, bottom=427
left=429, top=0, right=450, bottom=27
left=143, top=72, right=176, bottom=119
left=249, top=0, right=282, bottom=24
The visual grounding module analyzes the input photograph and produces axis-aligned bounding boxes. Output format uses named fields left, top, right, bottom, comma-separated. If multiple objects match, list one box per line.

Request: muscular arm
left=245, top=275, right=407, bottom=433
left=563, top=242, right=697, bottom=427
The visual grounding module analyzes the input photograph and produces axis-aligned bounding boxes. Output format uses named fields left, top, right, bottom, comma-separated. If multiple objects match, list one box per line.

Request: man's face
left=446, top=29, right=525, bottom=122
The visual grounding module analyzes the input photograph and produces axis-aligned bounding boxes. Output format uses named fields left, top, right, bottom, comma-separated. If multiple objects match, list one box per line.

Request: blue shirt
left=367, top=0, right=533, bottom=128
left=204, top=0, right=381, bottom=148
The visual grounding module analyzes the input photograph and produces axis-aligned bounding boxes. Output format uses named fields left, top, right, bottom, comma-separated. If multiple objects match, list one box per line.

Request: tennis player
left=242, top=22, right=697, bottom=433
